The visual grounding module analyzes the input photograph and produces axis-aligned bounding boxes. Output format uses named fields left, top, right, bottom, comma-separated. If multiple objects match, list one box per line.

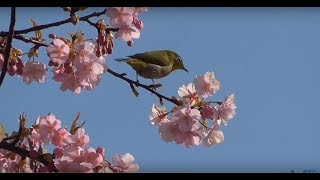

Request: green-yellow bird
left=115, top=50, right=188, bottom=83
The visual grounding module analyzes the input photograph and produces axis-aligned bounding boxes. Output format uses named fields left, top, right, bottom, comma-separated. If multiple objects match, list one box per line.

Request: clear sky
left=0, top=7, right=320, bottom=173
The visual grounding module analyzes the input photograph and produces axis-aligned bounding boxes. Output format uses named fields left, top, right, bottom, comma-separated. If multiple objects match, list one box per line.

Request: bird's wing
left=128, top=50, right=171, bottom=66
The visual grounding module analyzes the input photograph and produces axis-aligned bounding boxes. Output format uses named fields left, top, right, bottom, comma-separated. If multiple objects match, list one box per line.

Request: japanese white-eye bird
left=115, top=50, right=188, bottom=84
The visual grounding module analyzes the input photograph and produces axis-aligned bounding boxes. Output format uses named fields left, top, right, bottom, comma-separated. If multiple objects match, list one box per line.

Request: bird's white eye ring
left=176, top=57, right=182, bottom=62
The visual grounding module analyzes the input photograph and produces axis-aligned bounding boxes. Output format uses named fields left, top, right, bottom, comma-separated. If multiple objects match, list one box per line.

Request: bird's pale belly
left=137, top=64, right=172, bottom=79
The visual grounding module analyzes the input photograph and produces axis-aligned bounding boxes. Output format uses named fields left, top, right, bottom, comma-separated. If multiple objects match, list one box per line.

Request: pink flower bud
left=64, top=65, right=73, bottom=74
left=107, top=47, right=112, bottom=54
left=16, top=67, right=23, bottom=75
left=134, top=19, right=144, bottom=30
left=17, top=58, right=24, bottom=67
left=8, top=60, right=16, bottom=66
left=8, top=65, right=17, bottom=76
left=127, top=40, right=133, bottom=46
left=201, top=105, right=215, bottom=119
left=49, top=34, right=56, bottom=39
left=101, top=46, right=107, bottom=55
left=96, top=49, right=102, bottom=57
left=96, top=146, right=105, bottom=159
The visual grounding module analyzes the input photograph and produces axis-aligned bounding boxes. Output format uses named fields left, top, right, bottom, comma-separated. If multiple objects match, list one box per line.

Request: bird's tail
left=114, top=58, right=128, bottom=62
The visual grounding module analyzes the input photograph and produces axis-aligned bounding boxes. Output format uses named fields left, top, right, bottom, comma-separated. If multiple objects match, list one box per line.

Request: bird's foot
left=148, top=83, right=163, bottom=91
left=135, top=80, right=140, bottom=87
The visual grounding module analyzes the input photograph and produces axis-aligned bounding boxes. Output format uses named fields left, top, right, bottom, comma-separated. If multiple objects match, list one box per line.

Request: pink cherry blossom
left=55, top=156, right=73, bottom=173
left=51, top=128, right=75, bottom=147
left=171, top=105, right=201, bottom=133
left=112, top=153, right=139, bottom=173
left=115, top=26, right=140, bottom=42
left=202, top=128, right=224, bottom=148
left=73, top=128, right=90, bottom=147
left=82, top=148, right=103, bottom=167
left=96, top=146, right=106, bottom=159
left=158, top=122, right=187, bottom=144
left=73, top=42, right=107, bottom=91
left=134, top=7, right=148, bottom=16
left=194, top=72, right=221, bottom=98
left=149, top=104, right=169, bottom=126
left=38, top=114, right=62, bottom=144
left=106, top=7, right=135, bottom=28
left=75, top=56, right=106, bottom=91
left=53, top=71, right=83, bottom=94
left=0, top=150, right=9, bottom=172
left=216, top=94, right=236, bottom=125
left=62, top=145, right=82, bottom=159
left=100, top=166, right=113, bottom=173
left=133, top=16, right=144, bottom=30
left=74, top=42, right=97, bottom=64
left=201, top=105, right=216, bottom=119
left=46, top=38, right=70, bottom=65
left=31, top=125, right=44, bottom=148
left=75, top=162, right=94, bottom=173
left=178, top=83, right=199, bottom=106
left=21, top=61, right=47, bottom=84
left=158, top=122, right=178, bottom=142
left=183, top=131, right=201, bottom=148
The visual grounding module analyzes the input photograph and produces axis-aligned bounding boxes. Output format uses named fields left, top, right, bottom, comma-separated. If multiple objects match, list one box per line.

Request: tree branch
left=84, top=19, right=98, bottom=29
left=0, top=9, right=106, bottom=37
left=0, top=7, right=16, bottom=87
left=14, top=35, right=48, bottom=47
left=107, top=68, right=183, bottom=106
left=0, top=141, right=58, bottom=172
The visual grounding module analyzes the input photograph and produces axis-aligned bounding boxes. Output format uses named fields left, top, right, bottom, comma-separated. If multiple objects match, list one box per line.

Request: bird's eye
left=176, top=57, right=182, bottom=63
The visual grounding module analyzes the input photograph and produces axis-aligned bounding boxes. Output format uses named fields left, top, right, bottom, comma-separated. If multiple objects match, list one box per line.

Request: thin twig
left=0, top=9, right=107, bottom=37
left=14, top=35, right=48, bottom=47
left=0, top=7, right=16, bottom=87
left=107, top=68, right=182, bottom=106
left=84, top=19, right=98, bottom=29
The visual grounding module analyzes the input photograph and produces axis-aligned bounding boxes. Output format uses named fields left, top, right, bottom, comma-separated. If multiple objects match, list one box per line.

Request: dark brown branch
left=0, top=9, right=106, bottom=37
left=107, top=68, right=182, bottom=106
left=0, top=141, right=58, bottom=172
left=84, top=19, right=98, bottom=29
left=84, top=19, right=119, bottom=33
left=0, top=7, right=16, bottom=87
left=14, top=35, right=48, bottom=47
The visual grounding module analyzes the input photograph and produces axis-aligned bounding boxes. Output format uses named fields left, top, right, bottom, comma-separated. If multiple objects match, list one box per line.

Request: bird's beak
left=183, top=67, right=189, bottom=73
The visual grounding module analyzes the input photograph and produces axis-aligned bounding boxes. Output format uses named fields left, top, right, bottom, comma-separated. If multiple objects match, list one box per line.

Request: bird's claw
left=135, top=80, right=140, bottom=87
left=148, top=83, right=163, bottom=91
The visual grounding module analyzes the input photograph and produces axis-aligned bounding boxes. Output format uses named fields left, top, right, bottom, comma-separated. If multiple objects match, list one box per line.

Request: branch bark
left=107, top=68, right=182, bottom=106
left=0, top=141, right=58, bottom=172
left=0, top=9, right=106, bottom=37
left=0, top=7, right=16, bottom=87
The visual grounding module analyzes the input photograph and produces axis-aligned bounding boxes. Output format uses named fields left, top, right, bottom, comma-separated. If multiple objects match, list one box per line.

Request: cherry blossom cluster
left=47, top=38, right=108, bottom=94
left=0, top=7, right=148, bottom=94
left=0, top=114, right=138, bottom=173
left=0, top=39, right=43, bottom=84
left=150, top=72, right=236, bottom=148
left=105, top=7, right=147, bottom=46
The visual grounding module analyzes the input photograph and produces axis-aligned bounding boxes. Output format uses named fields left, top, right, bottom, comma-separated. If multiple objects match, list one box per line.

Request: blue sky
left=0, top=7, right=320, bottom=172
